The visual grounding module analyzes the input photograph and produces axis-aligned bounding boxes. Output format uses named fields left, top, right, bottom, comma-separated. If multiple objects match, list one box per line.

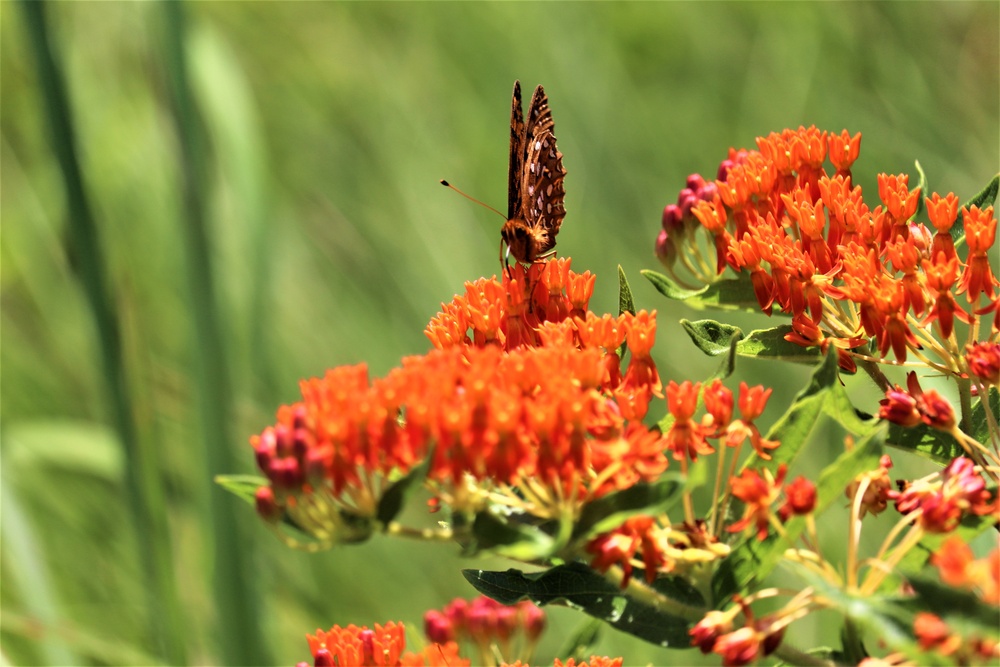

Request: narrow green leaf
left=616, top=265, right=635, bottom=357
left=885, top=423, right=965, bottom=464
left=913, top=160, right=927, bottom=219
left=744, top=348, right=843, bottom=471
left=964, top=173, right=999, bottom=211
left=641, top=270, right=760, bottom=312
left=810, top=423, right=886, bottom=511
left=376, top=451, right=433, bottom=526
left=214, top=474, right=267, bottom=506
left=681, top=319, right=743, bottom=356
left=737, top=325, right=825, bottom=363
left=572, top=476, right=683, bottom=542
left=952, top=174, right=1000, bottom=245
left=714, top=425, right=885, bottom=604
left=714, top=351, right=884, bottom=603
left=463, top=563, right=703, bottom=648
left=642, top=269, right=709, bottom=301
left=558, top=618, right=604, bottom=663
left=617, top=265, right=636, bottom=316
left=713, top=329, right=740, bottom=381
left=790, top=562, right=915, bottom=655
left=970, top=387, right=999, bottom=447
left=467, top=510, right=557, bottom=560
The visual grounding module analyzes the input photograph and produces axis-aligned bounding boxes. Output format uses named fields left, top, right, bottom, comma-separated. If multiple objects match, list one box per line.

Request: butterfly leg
left=501, top=239, right=516, bottom=281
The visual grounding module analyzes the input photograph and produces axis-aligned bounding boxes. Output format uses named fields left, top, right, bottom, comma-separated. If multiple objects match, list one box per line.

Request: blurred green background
left=2, top=2, right=997, bottom=665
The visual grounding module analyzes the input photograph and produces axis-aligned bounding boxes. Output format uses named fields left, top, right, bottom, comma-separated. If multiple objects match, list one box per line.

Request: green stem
left=160, top=2, right=268, bottom=663
left=858, top=357, right=890, bottom=393
left=771, top=640, right=836, bottom=666
left=19, top=2, right=187, bottom=663
left=955, top=374, right=974, bottom=436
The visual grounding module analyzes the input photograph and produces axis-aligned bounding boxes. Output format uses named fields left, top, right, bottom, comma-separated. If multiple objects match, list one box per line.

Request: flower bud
left=254, top=486, right=282, bottom=524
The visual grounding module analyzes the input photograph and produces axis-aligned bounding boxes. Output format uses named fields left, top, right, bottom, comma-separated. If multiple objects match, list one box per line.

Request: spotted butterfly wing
left=501, top=81, right=567, bottom=266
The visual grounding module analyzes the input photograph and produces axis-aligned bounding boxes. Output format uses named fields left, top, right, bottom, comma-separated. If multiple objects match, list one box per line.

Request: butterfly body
left=503, top=81, right=567, bottom=268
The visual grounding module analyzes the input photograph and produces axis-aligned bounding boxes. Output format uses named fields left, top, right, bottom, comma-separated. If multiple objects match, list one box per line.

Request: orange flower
left=653, top=128, right=998, bottom=436
left=663, top=381, right=715, bottom=462
left=587, top=516, right=671, bottom=586
left=727, top=464, right=787, bottom=540
left=724, top=383, right=779, bottom=459
left=779, top=475, right=817, bottom=520
left=307, top=622, right=407, bottom=667
left=828, top=129, right=861, bottom=175
left=957, top=205, right=999, bottom=303
left=251, top=258, right=677, bottom=537
left=552, top=657, right=624, bottom=667
left=930, top=536, right=975, bottom=587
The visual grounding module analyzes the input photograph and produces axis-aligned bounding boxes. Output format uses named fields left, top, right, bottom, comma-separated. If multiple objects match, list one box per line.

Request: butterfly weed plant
left=219, top=115, right=1000, bottom=666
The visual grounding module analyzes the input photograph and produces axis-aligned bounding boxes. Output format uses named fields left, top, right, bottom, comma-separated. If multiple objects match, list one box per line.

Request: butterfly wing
left=507, top=80, right=526, bottom=221
left=519, top=85, right=567, bottom=255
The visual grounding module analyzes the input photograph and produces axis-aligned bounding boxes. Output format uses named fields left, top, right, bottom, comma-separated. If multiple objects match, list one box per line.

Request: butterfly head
left=501, top=219, right=554, bottom=266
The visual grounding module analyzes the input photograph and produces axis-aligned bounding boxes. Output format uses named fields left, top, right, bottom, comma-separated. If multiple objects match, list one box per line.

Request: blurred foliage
left=1, top=2, right=997, bottom=665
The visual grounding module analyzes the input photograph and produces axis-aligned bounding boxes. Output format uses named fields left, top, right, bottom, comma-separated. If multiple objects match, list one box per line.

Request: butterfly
left=442, top=81, right=567, bottom=274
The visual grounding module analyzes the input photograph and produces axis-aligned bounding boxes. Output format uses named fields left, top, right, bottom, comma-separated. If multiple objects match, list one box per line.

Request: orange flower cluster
left=300, top=617, right=622, bottom=667
left=912, top=612, right=999, bottom=664
left=303, top=622, right=466, bottom=667
left=252, top=259, right=667, bottom=534
left=656, top=126, right=999, bottom=373
left=931, top=536, right=1000, bottom=606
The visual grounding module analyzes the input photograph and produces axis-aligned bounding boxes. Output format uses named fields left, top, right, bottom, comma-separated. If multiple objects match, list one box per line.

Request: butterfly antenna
left=440, top=180, right=506, bottom=221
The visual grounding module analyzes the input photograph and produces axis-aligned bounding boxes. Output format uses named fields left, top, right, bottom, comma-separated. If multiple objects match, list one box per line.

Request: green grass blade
left=160, top=2, right=268, bottom=664
left=18, top=2, right=187, bottom=663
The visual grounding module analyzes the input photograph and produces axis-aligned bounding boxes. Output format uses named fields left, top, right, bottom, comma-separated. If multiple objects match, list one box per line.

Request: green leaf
left=572, top=476, right=684, bottom=542
left=737, top=325, right=826, bottom=364
left=713, top=424, right=885, bottom=605
left=376, top=450, right=433, bottom=526
left=463, top=562, right=704, bottom=648
left=641, top=270, right=760, bottom=312
left=970, top=386, right=999, bottom=447
left=744, top=348, right=849, bottom=471
left=953, top=174, right=1000, bottom=245
left=642, top=269, right=709, bottom=301
left=885, top=423, right=965, bottom=464
left=558, top=618, right=604, bottom=663
left=467, top=510, right=558, bottom=560
left=681, top=321, right=827, bottom=367
left=617, top=265, right=636, bottom=317
left=5, top=420, right=124, bottom=480
left=681, top=319, right=743, bottom=356
left=964, top=173, right=999, bottom=211
left=713, top=327, right=740, bottom=381
left=789, top=562, right=917, bottom=657
left=616, top=265, right=636, bottom=358
left=713, top=351, right=886, bottom=603
left=913, top=160, right=928, bottom=220
left=215, top=474, right=267, bottom=506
